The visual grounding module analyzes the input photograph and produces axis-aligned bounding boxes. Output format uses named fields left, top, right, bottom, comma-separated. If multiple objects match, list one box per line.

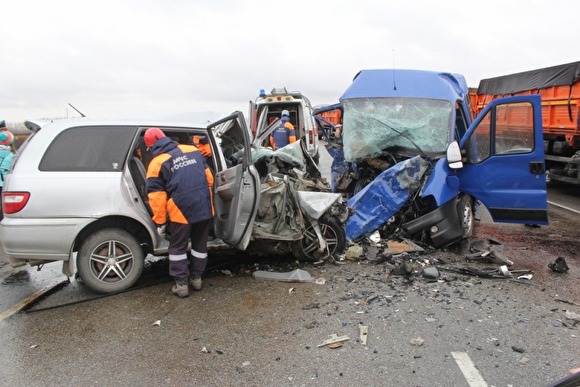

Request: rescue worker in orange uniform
left=144, top=127, right=214, bottom=298
left=269, top=110, right=296, bottom=150
left=193, top=135, right=212, bottom=158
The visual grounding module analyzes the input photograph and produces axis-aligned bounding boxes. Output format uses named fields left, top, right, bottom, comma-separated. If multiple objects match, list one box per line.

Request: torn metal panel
left=297, top=191, right=342, bottom=219
left=345, top=156, right=429, bottom=240
left=252, top=177, right=303, bottom=240
left=252, top=268, right=314, bottom=283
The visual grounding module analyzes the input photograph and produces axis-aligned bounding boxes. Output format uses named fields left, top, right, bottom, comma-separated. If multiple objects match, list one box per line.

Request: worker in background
left=327, top=124, right=348, bottom=193
left=192, top=135, right=212, bottom=158
left=0, top=127, right=15, bottom=221
left=144, top=127, right=214, bottom=298
left=269, top=109, right=296, bottom=150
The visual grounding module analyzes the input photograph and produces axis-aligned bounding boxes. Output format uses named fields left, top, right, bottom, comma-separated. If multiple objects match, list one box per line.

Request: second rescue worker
left=269, top=109, right=296, bottom=150
left=144, top=127, right=214, bottom=298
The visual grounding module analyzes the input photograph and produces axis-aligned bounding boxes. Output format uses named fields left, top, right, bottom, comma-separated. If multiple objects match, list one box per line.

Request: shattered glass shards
left=345, top=156, right=429, bottom=240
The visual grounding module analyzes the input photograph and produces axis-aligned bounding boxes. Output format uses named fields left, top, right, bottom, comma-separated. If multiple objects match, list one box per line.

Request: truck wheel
left=77, top=228, right=144, bottom=294
left=292, top=216, right=346, bottom=261
left=457, top=195, right=474, bottom=238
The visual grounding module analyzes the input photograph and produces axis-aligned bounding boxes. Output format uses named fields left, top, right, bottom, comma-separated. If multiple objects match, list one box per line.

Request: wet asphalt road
left=1, top=144, right=579, bottom=386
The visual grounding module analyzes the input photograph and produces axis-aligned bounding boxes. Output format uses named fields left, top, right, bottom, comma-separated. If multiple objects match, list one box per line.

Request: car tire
left=292, top=216, right=346, bottom=261
left=77, top=228, right=144, bottom=294
left=457, top=194, right=474, bottom=238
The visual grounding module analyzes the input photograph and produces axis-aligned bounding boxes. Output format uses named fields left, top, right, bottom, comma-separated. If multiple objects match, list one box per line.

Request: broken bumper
left=401, top=197, right=463, bottom=247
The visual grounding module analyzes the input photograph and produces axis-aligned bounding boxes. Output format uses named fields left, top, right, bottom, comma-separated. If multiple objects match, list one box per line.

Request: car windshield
left=342, top=97, right=452, bottom=161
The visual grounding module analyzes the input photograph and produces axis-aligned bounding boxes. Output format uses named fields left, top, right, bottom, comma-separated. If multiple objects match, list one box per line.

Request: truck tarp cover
left=477, top=61, right=580, bottom=95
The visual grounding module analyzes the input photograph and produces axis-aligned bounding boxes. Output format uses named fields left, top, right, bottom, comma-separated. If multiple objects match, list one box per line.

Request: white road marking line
left=548, top=200, right=580, bottom=215
left=451, top=351, right=488, bottom=387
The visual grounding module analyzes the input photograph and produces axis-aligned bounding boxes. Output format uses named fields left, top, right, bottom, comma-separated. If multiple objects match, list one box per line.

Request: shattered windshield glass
left=342, top=98, right=452, bottom=161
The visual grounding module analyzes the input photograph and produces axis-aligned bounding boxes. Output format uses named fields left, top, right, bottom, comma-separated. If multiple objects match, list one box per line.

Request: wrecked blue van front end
left=341, top=69, right=547, bottom=247
left=345, top=155, right=466, bottom=247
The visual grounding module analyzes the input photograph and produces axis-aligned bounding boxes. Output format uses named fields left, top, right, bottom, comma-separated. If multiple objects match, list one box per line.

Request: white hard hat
left=281, top=110, right=290, bottom=116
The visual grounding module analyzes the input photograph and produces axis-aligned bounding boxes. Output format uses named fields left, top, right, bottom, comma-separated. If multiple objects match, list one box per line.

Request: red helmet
left=0, top=130, right=14, bottom=146
left=144, top=127, right=165, bottom=147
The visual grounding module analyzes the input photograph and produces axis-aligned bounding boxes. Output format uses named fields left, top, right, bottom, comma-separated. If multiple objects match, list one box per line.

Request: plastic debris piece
left=385, top=238, right=424, bottom=254
left=490, top=250, right=514, bottom=266
left=314, top=278, right=326, bottom=285
left=359, top=325, right=369, bottom=345
left=548, top=257, right=569, bottom=273
left=252, top=268, right=313, bottom=283
left=29, top=344, right=38, bottom=349
left=369, top=231, right=381, bottom=244
left=565, top=310, right=580, bottom=323
left=518, top=274, right=533, bottom=280
left=152, top=320, right=161, bottom=327
left=410, top=338, right=424, bottom=346
left=201, top=347, right=209, bottom=353
left=289, top=287, right=295, bottom=294
left=499, top=265, right=512, bottom=277
left=317, top=334, right=350, bottom=348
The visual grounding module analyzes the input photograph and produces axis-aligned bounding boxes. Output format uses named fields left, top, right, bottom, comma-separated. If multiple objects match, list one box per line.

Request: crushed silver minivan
left=0, top=112, right=346, bottom=294
left=1, top=113, right=260, bottom=293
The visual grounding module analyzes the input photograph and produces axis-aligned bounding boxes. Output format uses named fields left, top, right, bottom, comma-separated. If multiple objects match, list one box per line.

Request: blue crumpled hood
left=345, top=155, right=430, bottom=240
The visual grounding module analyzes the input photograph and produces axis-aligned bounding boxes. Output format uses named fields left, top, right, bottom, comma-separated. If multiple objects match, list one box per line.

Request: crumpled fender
left=420, top=158, right=460, bottom=207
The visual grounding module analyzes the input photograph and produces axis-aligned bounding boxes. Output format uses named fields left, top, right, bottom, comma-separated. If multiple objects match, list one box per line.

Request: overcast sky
left=2, top=0, right=579, bottom=123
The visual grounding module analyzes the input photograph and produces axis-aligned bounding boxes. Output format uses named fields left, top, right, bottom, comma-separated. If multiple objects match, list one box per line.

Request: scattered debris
left=151, top=320, right=161, bottom=327
left=359, top=324, right=369, bottom=345
left=368, top=231, right=381, bottom=244
left=410, top=338, right=424, bottom=346
left=29, top=344, right=38, bottom=349
left=422, top=266, right=439, bottom=279
left=548, top=257, right=569, bottom=273
left=511, top=346, right=525, bottom=353
left=345, top=245, right=364, bottom=260
left=519, top=357, right=530, bottom=365
left=314, top=278, right=326, bottom=285
left=0, top=279, right=69, bottom=321
left=288, top=287, right=295, bottom=294
left=318, top=334, right=350, bottom=348
left=252, top=268, right=313, bottom=283
left=466, top=247, right=513, bottom=266
left=201, top=347, right=209, bottom=353
left=556, top=299, right=580, bottom=307
left=385, top=239, right=424, bottom=254
left=565, top=310, right=580, bottom=325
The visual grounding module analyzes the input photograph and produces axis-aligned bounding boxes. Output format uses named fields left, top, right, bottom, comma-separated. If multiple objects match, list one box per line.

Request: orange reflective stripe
left=148, top=191, right=168, bottom=224
left=146, top=154, right=171, bottom=179
left=205, top=167, right=215, bottom=216
left=167, top=199, right=187, bottom=224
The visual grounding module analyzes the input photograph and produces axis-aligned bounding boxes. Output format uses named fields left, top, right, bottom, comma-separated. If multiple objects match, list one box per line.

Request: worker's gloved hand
left=156, top=224, right=167, bottom=239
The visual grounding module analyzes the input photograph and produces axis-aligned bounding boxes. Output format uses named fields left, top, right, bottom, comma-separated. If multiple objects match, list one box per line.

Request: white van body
left=249, top=87, right=320, bottom=162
